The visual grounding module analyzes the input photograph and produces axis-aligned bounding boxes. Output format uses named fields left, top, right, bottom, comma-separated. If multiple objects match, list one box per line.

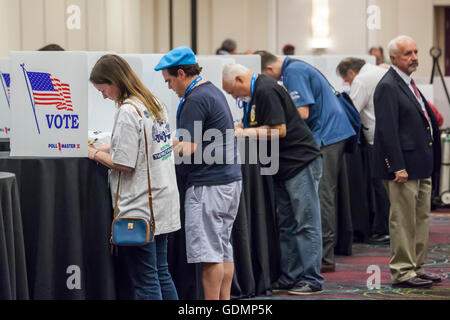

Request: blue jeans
left=275, top=156, right=324, bottom=289
left=122, top=234, right=179, bottom=300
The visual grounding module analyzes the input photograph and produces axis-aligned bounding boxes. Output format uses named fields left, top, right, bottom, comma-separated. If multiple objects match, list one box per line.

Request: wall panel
left=105, top=0, right=124, bottom=52
left=141, top=0, right=155, bottom=53
left=86, top=0, right=106, bottom=51
left=44, top=0, right=67, bottom=49
left=66, top=0, right=87, bottom=50
left=0, top=0, right=22, bottom=56
left=154, top=0, right=170, bottom=53
left=21, top=0, right=45, bottom=50
left=173, top=0, right=191, bottom=48
left=123, top=0, right=141, bottom=53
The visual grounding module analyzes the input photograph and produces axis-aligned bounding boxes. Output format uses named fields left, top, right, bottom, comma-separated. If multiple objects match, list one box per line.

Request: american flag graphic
left=26, top=71, right=73, bottom=111
left=1, top=73, right=10, bottom=97
left=0, top=72, right=10, bottom=106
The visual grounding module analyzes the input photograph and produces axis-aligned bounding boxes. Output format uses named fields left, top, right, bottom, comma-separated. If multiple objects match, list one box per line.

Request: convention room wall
left=0, top=0, right=443, bottom=77
left=0, top=0, right=167, bottom=54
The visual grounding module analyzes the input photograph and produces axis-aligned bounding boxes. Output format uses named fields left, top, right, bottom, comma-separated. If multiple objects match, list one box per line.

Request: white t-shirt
left=109, top=97, right=180, bottom=236
left=350, top=63, right=387, bottom=145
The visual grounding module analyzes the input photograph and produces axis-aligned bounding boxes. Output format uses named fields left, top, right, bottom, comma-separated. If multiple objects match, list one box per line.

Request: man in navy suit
left=373, top=35, right=443, bottom=288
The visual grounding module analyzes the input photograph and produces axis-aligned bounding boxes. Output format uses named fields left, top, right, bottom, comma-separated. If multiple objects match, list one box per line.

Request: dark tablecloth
left=0, top=141, right=357, bottom=299
left=0, top=154, right=118, bottom=299
left=0, top=139, right=9, bottom=152
left=0, top=171, right=29, bottom=299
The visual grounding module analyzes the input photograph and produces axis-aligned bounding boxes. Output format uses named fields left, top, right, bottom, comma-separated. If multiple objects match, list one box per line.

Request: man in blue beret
left=155, top=46, right=242, bottom=300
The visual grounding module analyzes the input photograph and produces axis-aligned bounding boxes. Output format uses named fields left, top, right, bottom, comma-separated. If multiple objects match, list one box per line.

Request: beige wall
left=0, top=0, right=445, bottom=76
left=0, top=0, right=164, bottom=54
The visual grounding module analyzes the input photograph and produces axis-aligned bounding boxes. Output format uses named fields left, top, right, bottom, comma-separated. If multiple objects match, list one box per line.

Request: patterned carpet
left=255, top=212, right=450, bottom=300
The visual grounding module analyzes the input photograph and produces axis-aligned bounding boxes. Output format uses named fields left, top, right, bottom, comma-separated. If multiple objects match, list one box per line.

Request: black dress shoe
left=321, top=263, right=335, bottom=273
left=271, top=281, right=293, bottom=293
left=368, top=234, right=390, bottom=245
left=392, top=276, right=433, bottom=288
left=418, top=272, right=443, bottom=283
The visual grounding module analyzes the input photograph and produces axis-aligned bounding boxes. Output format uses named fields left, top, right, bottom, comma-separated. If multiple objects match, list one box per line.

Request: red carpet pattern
left=255, top=213, right=450, bottom=300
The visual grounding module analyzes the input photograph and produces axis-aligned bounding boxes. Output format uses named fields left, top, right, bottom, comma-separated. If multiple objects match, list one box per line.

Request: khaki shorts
left=184, top=180, right=242, bottom=263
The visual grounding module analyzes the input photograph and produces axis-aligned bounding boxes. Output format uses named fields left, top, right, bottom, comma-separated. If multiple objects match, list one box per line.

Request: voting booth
left=121, top=54, right=179, bottom=131
left=8, top=51, right=123, bottom=157
left=0, top=57, right=11, bottom=139
left=119, top=54, right=262, bottom=129
left=5, top=51, right=376, bottom=158
left=10, top=52, right=89, bottom=157
left=291, top=54, right=376, bottom=92
left=198, top=55, right=262, bottom=123
left=87, top=51, right=117, bottom=133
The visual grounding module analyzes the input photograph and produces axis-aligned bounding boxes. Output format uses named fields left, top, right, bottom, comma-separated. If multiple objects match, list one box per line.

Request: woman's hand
left=88, top=146, right=99, bottom=160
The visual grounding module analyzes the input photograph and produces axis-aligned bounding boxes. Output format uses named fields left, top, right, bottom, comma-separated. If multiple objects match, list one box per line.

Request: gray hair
left=222, top=63, right=251, bottom=83
left=387, top=35, right=414, bottom=57
left=336, top=57, right=366, bottom=77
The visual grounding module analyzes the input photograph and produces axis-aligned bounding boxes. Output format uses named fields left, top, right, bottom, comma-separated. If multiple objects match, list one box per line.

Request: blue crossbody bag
left=110, top=103, right=155, bottom=248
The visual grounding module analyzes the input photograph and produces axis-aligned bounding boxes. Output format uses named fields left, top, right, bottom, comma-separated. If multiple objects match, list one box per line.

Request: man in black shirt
left=222, top=63, right=324, bottom=295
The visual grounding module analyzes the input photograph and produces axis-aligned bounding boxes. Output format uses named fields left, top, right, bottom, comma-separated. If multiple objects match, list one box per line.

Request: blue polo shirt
left=176, top=81, right=242, bottom=190
left=282, top=57, right=355, bottom=147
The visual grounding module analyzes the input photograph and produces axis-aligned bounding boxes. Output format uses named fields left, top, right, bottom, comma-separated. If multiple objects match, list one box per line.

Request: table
left=0, top=154, right=120, bottom=299
left=0, top=139, right=9, bottom=152
left=167, top=160, right=280, bottom=299
left=0, top=146, right=281, bottom=300
left=0, top=142, right=356, bottom=299
left=0, top=171, right=29, bottom=299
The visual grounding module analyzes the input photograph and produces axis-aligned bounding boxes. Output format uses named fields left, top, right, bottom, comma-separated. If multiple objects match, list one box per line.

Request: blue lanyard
left=243, top=74, right=256, bottom=128
left=177, top=76, right=202, bottom=118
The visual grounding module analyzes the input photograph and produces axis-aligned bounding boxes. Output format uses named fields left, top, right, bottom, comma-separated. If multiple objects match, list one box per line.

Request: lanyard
left=177, top=76, right=202, bottom=118
left=243, top=74, right=256, bottom=128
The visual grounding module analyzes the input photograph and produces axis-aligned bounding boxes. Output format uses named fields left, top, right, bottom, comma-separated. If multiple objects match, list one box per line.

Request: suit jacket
left=373, top=67, right=441, bottom=180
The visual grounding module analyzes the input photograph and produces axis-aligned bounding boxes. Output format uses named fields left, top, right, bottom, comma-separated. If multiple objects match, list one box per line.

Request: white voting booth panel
left=121, top=54, right=179, bottom=131
left=198, top=55, right=262, bottom=123
left=0, top=58, right=11, bottom=138
left=198, top=56, right=237, bottom=121
left=118, top=55, right=257, bottom=130
left=87, top=52, right=117, bottom=133
left=291, top=54, right=376, bottom=92
left=10, top=51, right=88, bottom=157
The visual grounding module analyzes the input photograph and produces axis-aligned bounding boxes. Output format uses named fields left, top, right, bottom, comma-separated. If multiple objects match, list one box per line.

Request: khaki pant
left=383, top=178, right=431, bottom=283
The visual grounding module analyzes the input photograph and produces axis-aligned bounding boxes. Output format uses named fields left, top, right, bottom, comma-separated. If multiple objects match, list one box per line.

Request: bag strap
left=112, top=99, right=156, bottom=240
left=113, top=171, right=121, bottom=220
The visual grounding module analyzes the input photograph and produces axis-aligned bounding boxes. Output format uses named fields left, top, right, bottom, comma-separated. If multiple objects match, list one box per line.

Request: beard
left=408, top=62, right=419, bottom=74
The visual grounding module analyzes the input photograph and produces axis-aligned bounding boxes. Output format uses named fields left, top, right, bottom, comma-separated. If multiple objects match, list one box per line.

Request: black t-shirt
left=245, top=75, right=321, bottom=180
left=176, top=81, right=242, bottom=189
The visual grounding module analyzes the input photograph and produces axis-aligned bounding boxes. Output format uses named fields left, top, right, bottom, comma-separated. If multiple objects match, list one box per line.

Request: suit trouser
left=319, top=140, right=346, bottom=265
left=383, top=178, right=431, bottom=283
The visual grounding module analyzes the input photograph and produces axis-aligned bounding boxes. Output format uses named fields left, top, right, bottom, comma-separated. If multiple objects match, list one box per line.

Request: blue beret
left=154, top=46, right=197, bottom=71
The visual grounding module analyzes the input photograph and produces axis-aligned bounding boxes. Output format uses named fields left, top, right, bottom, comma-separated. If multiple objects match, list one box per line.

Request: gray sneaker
left=288, top=283, right=323, bottom=295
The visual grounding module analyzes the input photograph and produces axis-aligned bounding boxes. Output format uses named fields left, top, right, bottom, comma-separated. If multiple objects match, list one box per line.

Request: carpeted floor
left=255, top=212, right=450, bottom=300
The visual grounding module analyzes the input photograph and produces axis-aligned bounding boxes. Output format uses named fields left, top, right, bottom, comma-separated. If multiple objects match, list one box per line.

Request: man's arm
left=393, top=169, right=408, bottom=183
left=235, top=124, right=286, bottom=139
left=297, top=106, right=309, bottom=119
left=172, top=135, right=197, bottom=156
left=374, top=81, right=406, bottom=180
left=349, top=80, right=369, bottom=113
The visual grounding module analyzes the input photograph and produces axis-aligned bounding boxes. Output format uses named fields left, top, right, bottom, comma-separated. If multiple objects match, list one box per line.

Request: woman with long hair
left=88, top=54, right=180, bottom=300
